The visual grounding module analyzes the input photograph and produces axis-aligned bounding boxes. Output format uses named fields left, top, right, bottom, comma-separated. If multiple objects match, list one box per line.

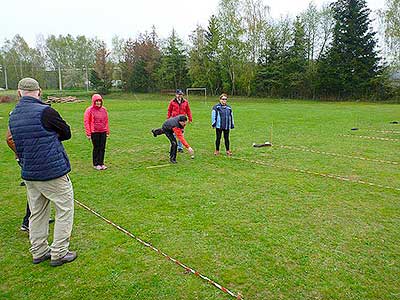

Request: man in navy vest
left=8, top=78, right=77, bottom=267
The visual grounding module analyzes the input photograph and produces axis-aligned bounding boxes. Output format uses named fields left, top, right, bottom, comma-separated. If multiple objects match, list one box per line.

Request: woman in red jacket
left=84, top=94, right=110, bottom=170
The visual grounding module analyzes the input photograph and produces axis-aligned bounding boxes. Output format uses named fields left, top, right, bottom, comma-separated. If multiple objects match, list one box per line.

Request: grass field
left=0, top=92, right=399, bottom=300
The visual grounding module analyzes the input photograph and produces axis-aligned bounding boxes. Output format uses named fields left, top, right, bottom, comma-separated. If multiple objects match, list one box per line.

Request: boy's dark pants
left=153, top=127, right=178, bottom=161
left=164, top=128, right=178, bottom=161
left=91, top=132, right=107, bottom=166
left=215, top=128, right=230, bottom=151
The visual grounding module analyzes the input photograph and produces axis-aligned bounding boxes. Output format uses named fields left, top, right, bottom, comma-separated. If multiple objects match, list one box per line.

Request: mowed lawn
left=0, top=93, right=399, bottom=300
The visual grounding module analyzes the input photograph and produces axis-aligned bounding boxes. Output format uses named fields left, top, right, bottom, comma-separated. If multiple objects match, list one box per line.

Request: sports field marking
left=74, top=199, right=243, bottom=300
left=362, top=130, right=400, bottom=134
left=232, top=157, right=400, bottom=192
left=277, top=145, right=399, bottom=165
left=340, top=134, right=400, bottom=142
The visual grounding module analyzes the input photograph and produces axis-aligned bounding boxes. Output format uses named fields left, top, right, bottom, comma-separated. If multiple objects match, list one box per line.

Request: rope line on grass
left=278, top=145, right=399, bottom=165
left=362, top=130, right=400, bottom=134
left=340, top=134, right=400, bottom=142
left=231, top=157, right=400, bottom=192
left=74, top=199, right=243, bottom=300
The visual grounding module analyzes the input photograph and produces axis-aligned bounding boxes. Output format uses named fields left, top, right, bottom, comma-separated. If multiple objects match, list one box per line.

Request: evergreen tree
left=254, top=17, right=306, bottom=98
left=205, top=15, right=223, bottom=95
left=130, top=58, right=148, bottom=92
left=158, top=30, right=190, bottom=89
left=188, top=16, right=223, bottom=95
left=188, top=25, right=209, bottom=90
left=283, top=17, right=308, bottom=98
left=317, top=0, right=380, bottom=99
left=254, top=35, right=284, bottom=97
left=121, top=39, right=136, bottom=92
left=122, top=33, right=161, bottom=93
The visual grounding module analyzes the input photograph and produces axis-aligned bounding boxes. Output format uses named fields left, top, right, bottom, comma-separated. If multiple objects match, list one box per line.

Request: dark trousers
left=22, top=202, right=30, bottom=227
left=215, top=128, right=230, bottom=151
left=91, top=132, right=107, bottom=166
left=163, top=128, right=178, bottom=161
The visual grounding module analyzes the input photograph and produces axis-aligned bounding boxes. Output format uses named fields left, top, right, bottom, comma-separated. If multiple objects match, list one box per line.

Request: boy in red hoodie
left=84, top=94, right=110, bottom=170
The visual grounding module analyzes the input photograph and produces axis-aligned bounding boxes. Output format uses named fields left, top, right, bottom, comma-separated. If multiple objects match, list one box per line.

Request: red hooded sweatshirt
left=84, top=94, right=110, bottom=137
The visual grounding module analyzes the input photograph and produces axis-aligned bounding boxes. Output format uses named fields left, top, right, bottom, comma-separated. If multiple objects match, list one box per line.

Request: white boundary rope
left=74, top=199, right=243, bottom=299
left=277, top=145, right=399, bottom=165
left=231, top=157, right=400, bottom=192
left=340, top=134, right=400, bottom=142
left=362, top=130, right=400, bottom=134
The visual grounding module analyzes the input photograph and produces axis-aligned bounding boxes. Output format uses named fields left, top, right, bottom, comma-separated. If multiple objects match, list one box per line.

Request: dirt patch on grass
left=0, top=95, right=16, bottom=103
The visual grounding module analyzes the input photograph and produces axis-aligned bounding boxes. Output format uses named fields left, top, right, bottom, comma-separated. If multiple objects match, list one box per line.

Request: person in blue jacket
left=211, top=93, right=234, bottom=156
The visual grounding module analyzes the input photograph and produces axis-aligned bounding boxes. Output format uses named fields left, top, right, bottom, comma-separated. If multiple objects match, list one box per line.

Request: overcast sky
left=0, top=0, right=385, bottom=47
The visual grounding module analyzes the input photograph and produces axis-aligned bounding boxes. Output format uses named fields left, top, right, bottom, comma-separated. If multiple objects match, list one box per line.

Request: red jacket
left=84, top=96, right=110, bottom=136
left=167, top=98, right=192, bottom=122
left=172, top=127, right=190, bottom=148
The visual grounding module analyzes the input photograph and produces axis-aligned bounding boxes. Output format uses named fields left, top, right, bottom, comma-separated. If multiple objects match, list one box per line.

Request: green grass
left=0, top=92, right=399, bottom=300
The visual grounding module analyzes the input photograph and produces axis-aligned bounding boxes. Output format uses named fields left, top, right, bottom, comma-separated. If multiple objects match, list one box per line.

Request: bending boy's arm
left=172, top=127, right=190, bottom=148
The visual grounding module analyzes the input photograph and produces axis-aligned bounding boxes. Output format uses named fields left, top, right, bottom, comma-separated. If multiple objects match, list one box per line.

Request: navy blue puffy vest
left=9, top=96, right=71, bottom=181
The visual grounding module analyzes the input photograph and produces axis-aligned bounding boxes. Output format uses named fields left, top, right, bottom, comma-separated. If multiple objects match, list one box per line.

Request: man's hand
left=188, top=147, right=194, bottom=155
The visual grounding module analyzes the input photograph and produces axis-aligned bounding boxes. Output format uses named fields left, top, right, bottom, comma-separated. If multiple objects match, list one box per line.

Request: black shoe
left=170, top=159, right=177, bottom=164
left=177, top=149, right=184, bottom=153
left=20, top=224, right=29, bottom=232
left=50, top=251, right=77, bottom=267
left=151, top=129, right=157, bottom=137
left=20, top=181, right=26, bottom=186
left=33, top=250, right=51, bottom=264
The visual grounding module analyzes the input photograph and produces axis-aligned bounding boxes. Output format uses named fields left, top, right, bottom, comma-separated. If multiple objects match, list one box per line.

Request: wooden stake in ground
left=270, top=122, right=273, bottom=145
left=351, top=115, right=359, bottom=130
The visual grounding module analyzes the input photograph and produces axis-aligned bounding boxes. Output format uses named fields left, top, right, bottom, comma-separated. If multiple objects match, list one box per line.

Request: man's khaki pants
left=25, top=174, right=74, bottom=260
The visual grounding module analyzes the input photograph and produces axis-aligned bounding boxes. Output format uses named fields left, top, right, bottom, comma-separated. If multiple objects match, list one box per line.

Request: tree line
left=0, top=0, right=399, bottom=100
